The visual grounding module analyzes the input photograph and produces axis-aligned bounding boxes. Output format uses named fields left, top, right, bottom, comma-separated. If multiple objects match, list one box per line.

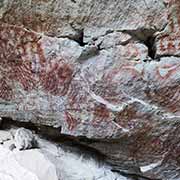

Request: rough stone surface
left=0, top=130, right=129, bottom=180
left=155, top=0, right=180, bottom=57
left=0, top=0, right=180, bottom=179
left=14, top=128, right=36, bottom=150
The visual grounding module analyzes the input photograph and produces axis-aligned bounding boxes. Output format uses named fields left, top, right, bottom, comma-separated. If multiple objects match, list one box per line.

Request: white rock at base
left=0, top=134, right=128, bottom=180
left=0, top=145, right=39, bottom=180
left=13, top=149, right=58, bottom=180
left=0, top=130, right=12, bottom=144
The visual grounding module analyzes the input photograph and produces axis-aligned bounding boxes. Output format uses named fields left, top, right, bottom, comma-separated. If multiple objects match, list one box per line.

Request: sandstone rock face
left=0, top=0, right=180, bottom=179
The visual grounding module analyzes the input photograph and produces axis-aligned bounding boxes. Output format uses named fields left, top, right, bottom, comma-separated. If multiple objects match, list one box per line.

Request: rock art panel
left=0, top=23, right=82, bottom=127
left=39, top=58, right=74, bottom=96
left=156, top=0, right=180, bottom=57
left=0, top=23, right=180, bottom=139
left=0, top=1, right=180, bottom=179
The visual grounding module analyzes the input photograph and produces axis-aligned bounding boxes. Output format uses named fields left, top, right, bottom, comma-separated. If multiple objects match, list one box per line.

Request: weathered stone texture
left=155, top=0, right=180, bottom=57
left=0, top=0, right=180, bottom=179
left=0, top=129, right=129, bottom=180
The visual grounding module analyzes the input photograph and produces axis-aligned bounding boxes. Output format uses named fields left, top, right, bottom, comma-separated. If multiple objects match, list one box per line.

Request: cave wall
left=0, top=0, right=180, bottom=179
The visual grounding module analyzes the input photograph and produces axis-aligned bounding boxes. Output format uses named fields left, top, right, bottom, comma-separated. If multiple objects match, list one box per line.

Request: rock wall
left=0, top=129, right=128, bottom=180
left=0, top=0, right=180, bottom=179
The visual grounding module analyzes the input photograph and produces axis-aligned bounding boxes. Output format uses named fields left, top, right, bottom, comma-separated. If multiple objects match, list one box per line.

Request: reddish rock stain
left=40, top=60, right=73, bottom=96
left=91, top=104, right=110, bottom=127
left=0, top=77, right=13, bottom=100
left=159, top=0, right=180, bottom=53
left=65, top=111, right=79, bottom=131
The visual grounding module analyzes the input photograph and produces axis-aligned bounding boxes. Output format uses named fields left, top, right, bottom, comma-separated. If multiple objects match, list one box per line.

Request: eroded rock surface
left=0, top=129, right=129, bottom=180
left=14, top=127, right=37, bottom=150
left=0, top=0, right=180, bottom=179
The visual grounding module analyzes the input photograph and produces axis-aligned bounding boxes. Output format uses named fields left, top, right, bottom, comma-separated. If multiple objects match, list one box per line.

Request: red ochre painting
left=157, top=0, right=180, bottom=56
left=0, top=17, right=180, bottom=132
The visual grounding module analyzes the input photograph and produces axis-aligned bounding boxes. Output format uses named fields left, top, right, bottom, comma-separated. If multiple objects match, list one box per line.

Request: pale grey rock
left=14, top=128, right=36, bottom=150
left=78, top=44, right=99, bottom=62
left=31, top=138, right=129, bottom=180
left=3, top=139, right=15, bottom=150
left=0, top=145, right=39, bottom=180
left=13, top=148, right=58, bottom=180
left=82, top=0, right=166, bottom=42
left=0, top=130, right=12, bottom=144
left=0, top=117, right=2, bottom=126
left=40, top=36, right=83, bottom=63
left=0, top=133, right=129, bottom=180
left=96, top=32, right=132, bottom=50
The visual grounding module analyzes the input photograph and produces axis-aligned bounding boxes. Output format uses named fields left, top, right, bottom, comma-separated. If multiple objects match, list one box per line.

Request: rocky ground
left=0, top=128, right=133, bottom=180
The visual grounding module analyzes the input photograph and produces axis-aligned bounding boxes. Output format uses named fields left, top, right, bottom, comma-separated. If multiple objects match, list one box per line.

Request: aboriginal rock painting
left=0, top=24, right=42, bottom=99
left=90, top=104, right=110, bottom=127
left=87, top=60, right=180, bottom=128
left=0, top=23, right=180, bottom=132
left=65, top=111, right=79, bottom=131
left=0, top=23, right=76, bottom=130
left=157, top=0, right=180, bottom=55
left=122, top=43, right=148, bottom=61
left=149, top=62, right=180, bottom=113
left=0, top=23, right=74, bottom=98
left=0, top=77, right=13, bottom=101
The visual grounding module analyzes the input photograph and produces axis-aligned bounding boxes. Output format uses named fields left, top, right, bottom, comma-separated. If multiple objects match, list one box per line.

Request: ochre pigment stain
left=159, top=0, right=180, bottom=54
left=40, top=59, right=73, bottom=96
left=0, top=24, right=43, bottom=99
left=0, top=24, right=74, bottom=98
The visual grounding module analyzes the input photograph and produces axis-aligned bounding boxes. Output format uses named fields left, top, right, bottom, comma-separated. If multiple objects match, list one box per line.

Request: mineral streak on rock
left=0, top=23, right=77, bottom=116
left=40, top=58, right=74, bottom=96
left=0, top=23, right=179, bottom=135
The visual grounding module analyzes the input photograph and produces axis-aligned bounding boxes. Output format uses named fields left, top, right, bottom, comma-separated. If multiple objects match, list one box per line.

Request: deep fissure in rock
left=122, top=29, right=157, bottom=59
left=143, top=35, right=156, bottom=59
left=0, top=117, right=105, bottom=156
left=74, top=29, right=86, bottom=46
left=1, top=117, right=62, bottom=140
